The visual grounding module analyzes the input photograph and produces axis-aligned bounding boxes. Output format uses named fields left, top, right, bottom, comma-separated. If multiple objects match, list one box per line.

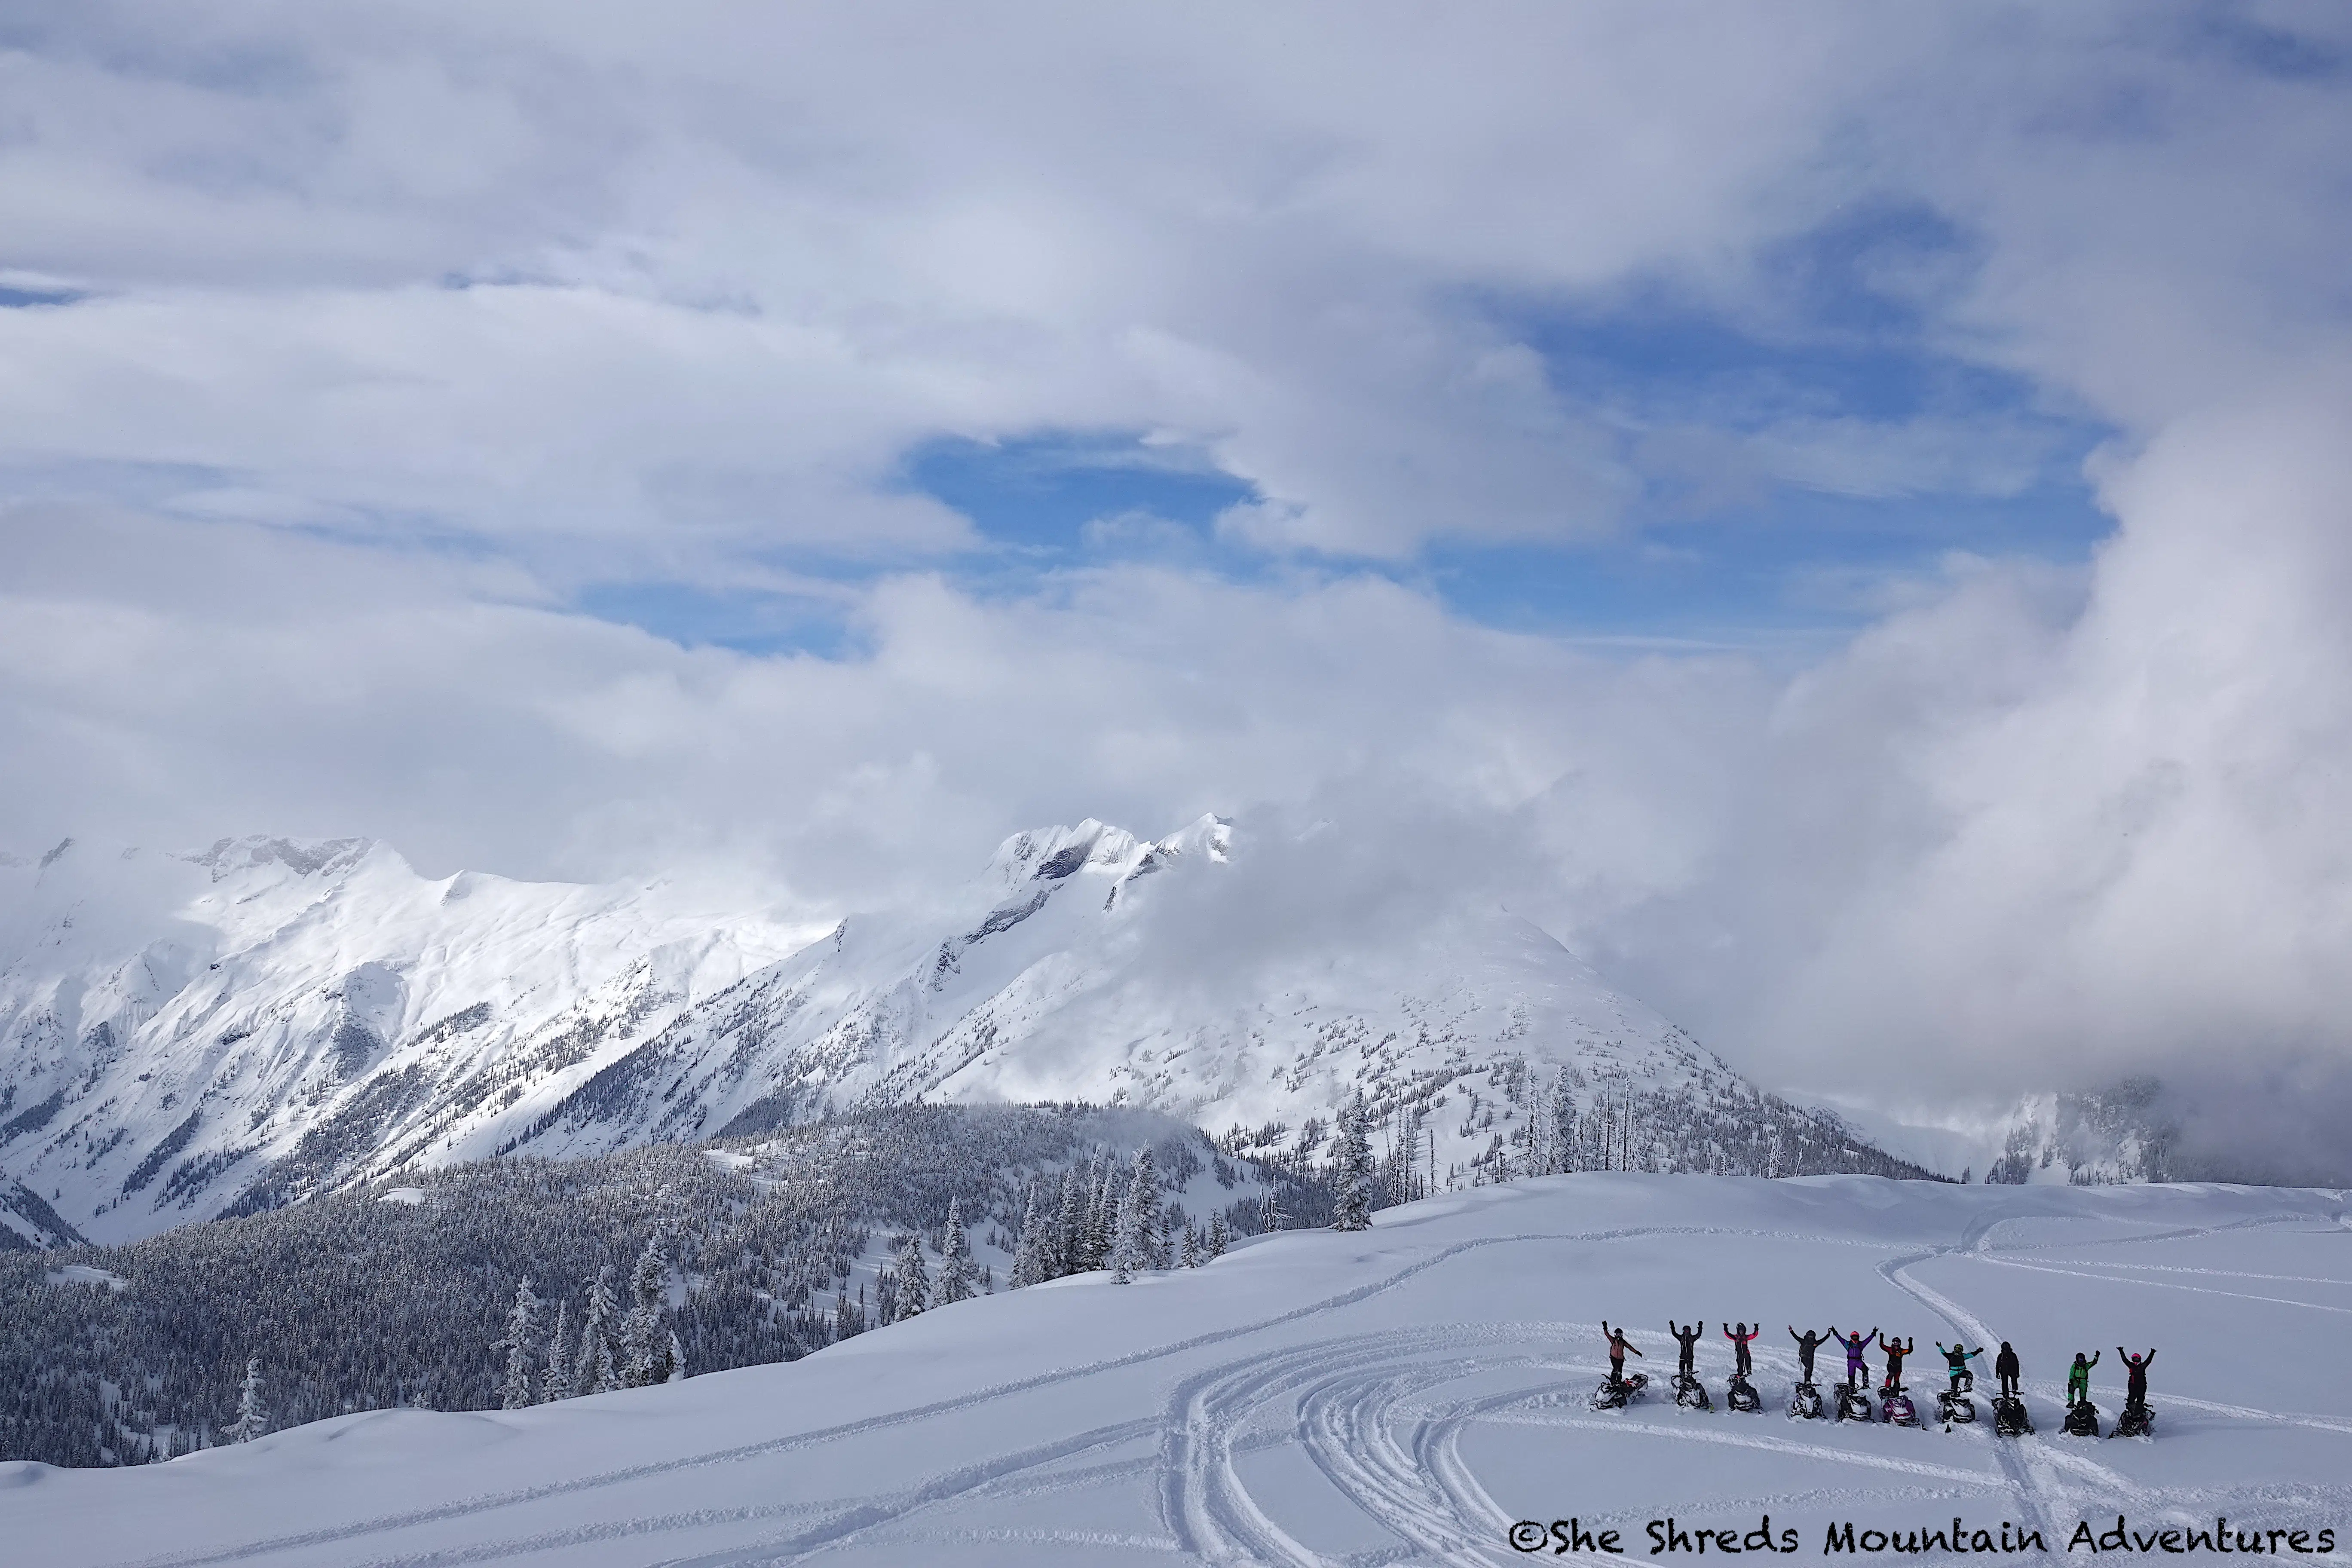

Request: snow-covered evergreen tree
left=497, top=1277, right=541, bottom=1409
left=541, top=1301, right=572, bottom=1403
left=220, top=1356, right=268, bottom=1443
left=1331, top=1095, right=1375, bottom=1232
left=1086, top=1161, right=1117, bottom=1271
left=936, top=1198, right=979, bottom=1304
left=576, top=1266, right=619, bottom=1396
left=1206, top=1212, right=1229, bottom=1259
left=1179, top=1222, right=1200, bottom=1268
left=890, top=1233, right=930, bottom=1317
left=1058, top=1164, right=1089, bottom=1275
left=621, top=1239, right=674, bottom=1388
left=1113, top=1147, right=1161, bottom=1280
left=833, top=1284, right=864, bottom=1339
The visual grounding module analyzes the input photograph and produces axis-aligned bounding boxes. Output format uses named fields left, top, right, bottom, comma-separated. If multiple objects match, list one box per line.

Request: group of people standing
left=1600, top=1321, right=2157, bottom=1408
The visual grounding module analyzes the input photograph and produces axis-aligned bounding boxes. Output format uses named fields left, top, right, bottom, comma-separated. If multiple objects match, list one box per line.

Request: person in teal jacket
left=1936, top=1341, right=1981, bottom=1393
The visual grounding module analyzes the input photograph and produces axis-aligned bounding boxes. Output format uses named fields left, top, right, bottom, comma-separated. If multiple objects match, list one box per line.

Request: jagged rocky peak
left=986, top=814, right=1232, bottom=895
left=179, top=835, right=378, bottom=882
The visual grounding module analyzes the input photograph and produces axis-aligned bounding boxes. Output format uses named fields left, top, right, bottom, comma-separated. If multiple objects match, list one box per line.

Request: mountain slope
left=512, top=817, right=1912, bottom=1185
left=0, top=839, right=815, bottom=1243
left=2, top=820, right=1916, bottom=1245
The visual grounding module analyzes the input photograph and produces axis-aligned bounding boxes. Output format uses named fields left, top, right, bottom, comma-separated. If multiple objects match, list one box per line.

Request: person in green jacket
left=2067, top=1351, right=2100, bottom=1406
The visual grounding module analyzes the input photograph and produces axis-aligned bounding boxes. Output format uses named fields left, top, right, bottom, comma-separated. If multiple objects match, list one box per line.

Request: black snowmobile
left=1836, top=1382, right=1875, bottom=1423
left=1725, top=1373, right=1762, bottom=1413
left=2063, top=1399, right=2102, bottom=1438
left=1992, top=1394, right=2034, bottom=1436
left=1937, top=1387, right=1977, bottom=1426
left=1788, top=1381, right=1824, bottom=1420
left=1672, top=1371, right=1713, bottom=1411
left=1880, top=1384, right=1922, bottom=1427
left=1591, top=1372, right=1650, bottom=1411
left=2112, top=1400, right=2154, bottom=1438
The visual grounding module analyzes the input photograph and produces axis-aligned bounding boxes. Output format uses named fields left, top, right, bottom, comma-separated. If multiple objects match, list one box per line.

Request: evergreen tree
left=576, top=1266, right=619, bottom=1396
left=1331, top=1095, right=1375, bottom=1232
left=497, top=1277, right=541, bottom=1409
left=220, top=1356, right=268, bottom=1443
left=936, top=1199, right=979, bottom=1304
left=1180, top=1222, right=1200, bottom=1268
left=1206, top=1212, right=1230, bottom=1259
left=1114, top=1147, right=1161, bottom=1279
left=833, top=1284, right=863, bottom=1339
left=890, top=1233, right=930, bottom=1317
left=621, top=1239, right=674, bottom=1387
left=1087, top=1161, right=1118, bottom=1271
left=1058, top=1164, right=1089, bottom=1275
left=541, top=1301, right=572, bottom=1403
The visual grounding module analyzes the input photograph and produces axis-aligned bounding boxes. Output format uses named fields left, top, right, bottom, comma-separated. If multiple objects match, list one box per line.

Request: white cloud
left=4, top=4, right=2352, bottom=1171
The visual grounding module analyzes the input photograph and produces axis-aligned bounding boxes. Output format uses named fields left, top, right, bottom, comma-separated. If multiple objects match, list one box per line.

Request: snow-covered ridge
left=1, top=818, right=1899, bottom=1245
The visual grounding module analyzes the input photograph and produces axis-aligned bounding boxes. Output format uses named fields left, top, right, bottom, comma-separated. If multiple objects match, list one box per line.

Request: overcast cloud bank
left=5, top=3, right=2351, bottom=1174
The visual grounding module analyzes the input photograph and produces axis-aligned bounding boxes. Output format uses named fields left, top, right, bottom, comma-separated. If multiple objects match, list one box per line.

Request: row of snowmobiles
left=1590, top=1370, right=2154, bottom=1438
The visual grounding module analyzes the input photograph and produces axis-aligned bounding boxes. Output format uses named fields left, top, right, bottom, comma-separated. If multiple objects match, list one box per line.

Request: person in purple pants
left=1829, top=1327, right=1877, bottom=1390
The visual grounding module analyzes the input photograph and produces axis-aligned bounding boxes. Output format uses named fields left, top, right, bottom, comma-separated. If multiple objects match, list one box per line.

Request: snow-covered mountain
left=0, top=838, right=817, bottom=1245
left=1, top=819, right=1904, bottom=1246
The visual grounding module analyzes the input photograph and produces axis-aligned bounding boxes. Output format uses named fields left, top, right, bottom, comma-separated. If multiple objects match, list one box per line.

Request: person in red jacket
left=1601, top=1321, right=1644, bottom=1385
left=2118, top=1348, right=2156, bottom=1406
left=1881, top=1335, right=1915, bottom=1390
left=1724, top=1322, right=1759, bottom=1378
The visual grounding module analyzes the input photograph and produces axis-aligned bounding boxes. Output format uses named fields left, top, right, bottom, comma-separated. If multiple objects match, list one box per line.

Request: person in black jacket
left=1790, top=1326, right=1828, bottom=1384
left=1724, top=1322, right=1759, bottom=1378
left=1880, top=1335, right=1914, bottom=1390
left=1668, top=1320, right=1704, bottom=1381
left=1995, top=1341, right=2022, bottom=1400
left=2118, top=1348, right=2155, bottom=1407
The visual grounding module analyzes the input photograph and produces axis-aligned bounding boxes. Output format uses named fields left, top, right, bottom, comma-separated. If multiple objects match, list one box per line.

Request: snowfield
left=4, top=1175, right=2348, bottom=1566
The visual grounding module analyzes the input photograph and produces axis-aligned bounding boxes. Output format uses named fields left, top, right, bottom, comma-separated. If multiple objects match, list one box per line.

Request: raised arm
left=2087, top=1351, right=2099, bottom=1368
left=1863, top=1330, right=1878, bottom=1350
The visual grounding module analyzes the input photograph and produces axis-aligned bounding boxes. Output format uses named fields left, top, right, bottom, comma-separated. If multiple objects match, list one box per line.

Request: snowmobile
left=2063, top=1399, right=2102, bottom=1438
left=1936, top=1387, right=1977, bottom=1425
left=1879, top=1384, right=1922, bottom=1427
left=1836, top=1382, right=1876, bottom=1423
left=1672, top=1371, right=1712, bottom=1411
left=1590, top=1372, right=1649, bottom=1411
left=1992, top=1394, right=2034, bottom=1436
left=1725, top=1373, right=1762, bottom=1413
left=2112, top=1400, right=2155, bottom=1439
left=1787, top=1380, right=1825, bottom=1420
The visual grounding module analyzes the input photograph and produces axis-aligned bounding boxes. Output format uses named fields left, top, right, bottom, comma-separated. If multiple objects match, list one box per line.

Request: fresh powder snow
left=3, top=1173, right=2344, bottom=1565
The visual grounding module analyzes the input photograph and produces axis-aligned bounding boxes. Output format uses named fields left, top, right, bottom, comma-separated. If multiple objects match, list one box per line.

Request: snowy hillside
left=0, top=838, right=817, bottom=1244
left=5, top=1174, right=2346, bottom=1566
left=1, top=821, right=1912, bottom=1246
